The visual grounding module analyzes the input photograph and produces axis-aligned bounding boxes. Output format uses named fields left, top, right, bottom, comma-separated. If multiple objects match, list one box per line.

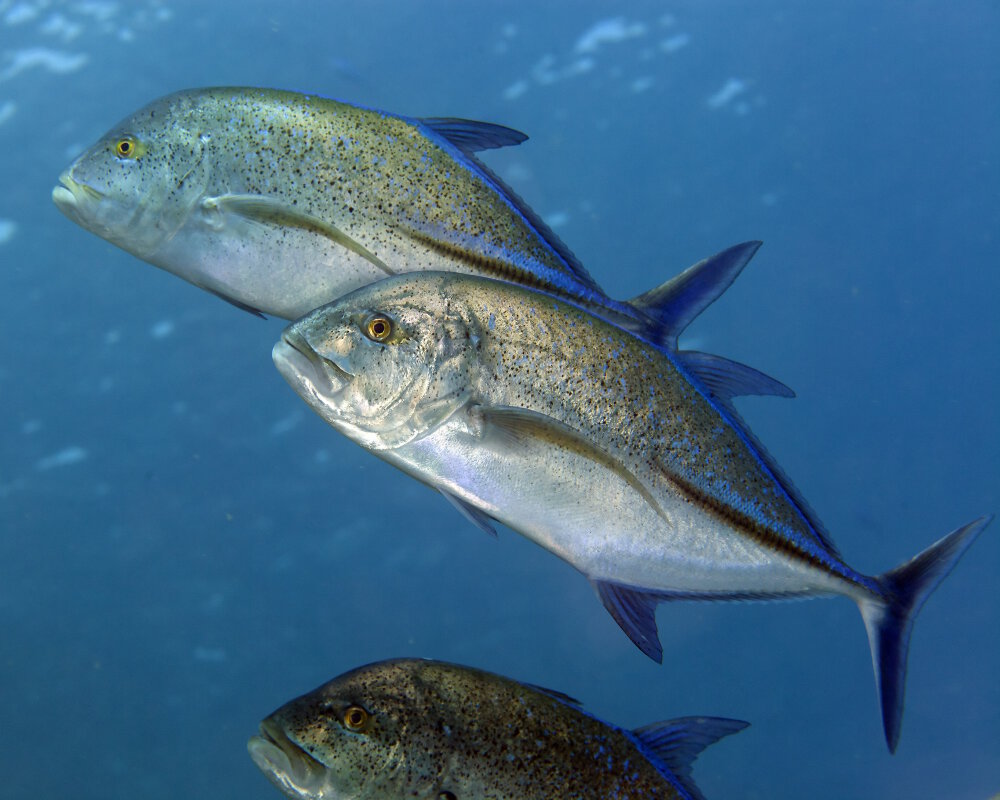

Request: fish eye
left=343, top=705, right=370, bottom=732
left=114, top=136, right=146, bottom=160
left=364, top=315, right=393, bottom=342
left=439, top=793, right=457, bottom=800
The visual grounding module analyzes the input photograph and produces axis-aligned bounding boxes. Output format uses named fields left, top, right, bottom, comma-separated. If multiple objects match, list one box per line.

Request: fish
left=272, top=256, right=992, bottom=753
left=52, top=85, right=690, bottom=344
left=248, top=658, right=747, bottom=800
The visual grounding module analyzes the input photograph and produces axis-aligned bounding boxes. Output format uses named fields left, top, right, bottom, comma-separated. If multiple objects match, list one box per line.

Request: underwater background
left=1, top=1, right=997, bottom=797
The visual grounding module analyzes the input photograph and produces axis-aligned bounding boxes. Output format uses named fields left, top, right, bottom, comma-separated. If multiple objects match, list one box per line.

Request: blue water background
left=1, top=1, right=997, bottom=797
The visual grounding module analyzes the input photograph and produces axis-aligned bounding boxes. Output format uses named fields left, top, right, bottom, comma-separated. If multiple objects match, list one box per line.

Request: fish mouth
left=248, top=718, right=327, bottom=797
left=273, top=330, right=352, bottom=398
left=52, top=172, right=103, bottom=220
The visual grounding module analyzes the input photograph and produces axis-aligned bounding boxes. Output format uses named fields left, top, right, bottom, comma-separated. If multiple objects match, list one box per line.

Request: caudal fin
left=859, top=514, right=992, bottom=753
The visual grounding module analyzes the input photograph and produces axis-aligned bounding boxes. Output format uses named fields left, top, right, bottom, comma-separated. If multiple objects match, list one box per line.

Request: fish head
left=274, top=274, right=482, bottom=449
left=52, top=91, right=212, bottom=261
left=249, top=661, right=432, bottom=800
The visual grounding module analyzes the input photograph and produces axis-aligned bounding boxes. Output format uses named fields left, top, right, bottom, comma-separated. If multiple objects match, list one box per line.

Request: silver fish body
left=52, top=86, right=644, bottom=323
left=274, top=266, right=991, bottom=752
left=248, top=658, right=746, bottom=800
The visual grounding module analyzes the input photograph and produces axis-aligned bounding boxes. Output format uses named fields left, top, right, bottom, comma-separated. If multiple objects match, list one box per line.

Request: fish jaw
left=248, top=718, right=334, bottom=800
left=52, top=172, right=104, bottom=231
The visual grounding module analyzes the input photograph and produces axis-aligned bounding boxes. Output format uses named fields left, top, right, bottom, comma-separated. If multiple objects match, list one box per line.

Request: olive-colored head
left=52, top=90, right=212, bottom=261
left=273, top=273, right=482, bottom=449
left=249, top=660, right=444, bottom=800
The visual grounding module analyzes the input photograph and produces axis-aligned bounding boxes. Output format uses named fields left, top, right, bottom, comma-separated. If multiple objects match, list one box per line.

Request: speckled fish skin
left=273, top=269, right=991, bottom=753
left=248, top=658, right=746, bottom=800
left=51, top=86, right=628, bottom=321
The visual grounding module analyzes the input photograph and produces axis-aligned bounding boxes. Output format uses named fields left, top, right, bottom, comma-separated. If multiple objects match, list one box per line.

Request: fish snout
left=249, top=718, right=326, bottom=796
left=274, top=330, right=352, bottom=398
left=52, top=172, right=103, bottom=222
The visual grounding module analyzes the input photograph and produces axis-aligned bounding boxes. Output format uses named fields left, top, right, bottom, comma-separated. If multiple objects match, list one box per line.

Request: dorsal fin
left=525, top=684, right=582, bottom=707
left=632, top=717, right=749, bottom=800
left=419, top=118, right=606, bottom=295
left=629, top=241, right=762, bottom=351
left=677, top=351, right=795, bottom=402
left=419, top=117, right=528, bottom=154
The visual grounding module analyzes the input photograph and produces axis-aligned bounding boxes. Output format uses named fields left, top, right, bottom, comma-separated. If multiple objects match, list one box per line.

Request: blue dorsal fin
left=525, top=684, right=582, bottom=707
left=593, top=580, right=666, bottom=663
left=678, top=351, right=794, bottom=402
left=419, top=119, right=605, bottom=295
left=439, top=489, right=498, bottom=537
left=419, top=117, right=528, bottom=154
left=629, top=241, right=762, bottom=351
left=632, top=717, right=749, bottom=800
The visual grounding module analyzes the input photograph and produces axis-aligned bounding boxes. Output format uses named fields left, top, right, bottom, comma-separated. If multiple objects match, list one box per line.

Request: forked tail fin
left=859, top=514, right=992, bottom=753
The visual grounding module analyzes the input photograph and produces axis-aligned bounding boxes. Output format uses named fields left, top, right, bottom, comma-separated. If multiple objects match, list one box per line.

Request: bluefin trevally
left=52, top=86, right=696, bottom=349
left=249, top=658, right=747, bottom=800
left=272, top=258, right=991, bottom=754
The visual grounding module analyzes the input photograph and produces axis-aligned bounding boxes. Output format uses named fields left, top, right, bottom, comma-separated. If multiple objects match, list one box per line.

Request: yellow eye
left=114, top=136, right=146, bottom=160
left=365, top=315, right=393, bottom=342
left=343, top=705, right=369, bottom=731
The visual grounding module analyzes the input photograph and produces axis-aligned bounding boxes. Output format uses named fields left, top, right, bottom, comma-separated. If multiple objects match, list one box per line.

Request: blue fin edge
left=860, top=514, right=992, bottom=753
left=632, top=717, right=749, bottom=800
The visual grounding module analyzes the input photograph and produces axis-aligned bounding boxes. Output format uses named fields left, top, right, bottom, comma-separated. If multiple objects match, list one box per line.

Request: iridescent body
left=52, top=86, right=652, bottom=324
left=273, top=268, right=990, bottom=753
left=249, top=659, right=746, bottom=800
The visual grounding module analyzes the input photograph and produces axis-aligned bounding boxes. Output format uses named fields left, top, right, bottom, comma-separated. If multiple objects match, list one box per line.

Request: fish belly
left=391, top=415, right=848, bottom=600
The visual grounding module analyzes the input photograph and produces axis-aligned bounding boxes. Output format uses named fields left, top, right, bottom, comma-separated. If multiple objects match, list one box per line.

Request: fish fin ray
left=860, top=514, right=992, bottom=753
left=419, top=117, right=528, bottom=153
left=203, top=286, right=266, bottom=318
left=438, top=489, right=498, bottom=537
left=628, top=241, right=762, bottom=351
left=524, top=684, right=582, bottom=707
left=473, top=405, right=669, bottom=526
left=206, top=194, right=394, bottom=276
left=632, top=717, right=749, bottom=800
left=678, top=350, right=795, bottom=401
left=415, top=130, right=604, bottom=294
left=593, top=580, right=666, bottom=663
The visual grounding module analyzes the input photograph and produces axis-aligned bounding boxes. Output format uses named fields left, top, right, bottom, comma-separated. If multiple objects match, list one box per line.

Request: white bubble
left=0, top=47, right=89, bottom=81
left=706, top=78, right=747, bottom=110
left=574, top=17, right=647, bottom=54
left=35, top=446, right=88, bottom=471
left=149, top=319, right=175, bottom=339
left=630, top=76, right=654, bottom=93
left=0, top=100, right=17, bottom=126
left=502, top=79, right=529, bottom=101
left=661, top=33, right=690, bottom=54
left=0, top=218, right=16, bottom=244
left=543, top=210, right=570, bottom=228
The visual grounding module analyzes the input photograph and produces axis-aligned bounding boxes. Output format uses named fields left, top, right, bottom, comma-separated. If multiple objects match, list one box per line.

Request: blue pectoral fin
left=860, top=514, right=992, bottom=753
left=593, top=580, right=667, bottom=663
left=439, top=489, right=498, bottom=537
left=633, top=717, right=749, bottom=800
left=628, top=241, right=762, bottom=351
left=419, top=117, right=528, bottom=153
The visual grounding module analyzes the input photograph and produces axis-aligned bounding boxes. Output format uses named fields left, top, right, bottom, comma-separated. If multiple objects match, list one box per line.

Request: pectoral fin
left=204, top=194, right=394, bottom=276
left=439, top=489, right=498, bottom=537
left=470, top=405, right=669, bottom=526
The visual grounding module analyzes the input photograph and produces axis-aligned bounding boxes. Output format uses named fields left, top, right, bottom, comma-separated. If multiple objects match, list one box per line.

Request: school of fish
left=54, top=86, right=992, bottom=796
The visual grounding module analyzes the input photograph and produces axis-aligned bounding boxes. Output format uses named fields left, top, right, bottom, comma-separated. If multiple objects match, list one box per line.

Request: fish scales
left=53, top=86, right=616, bottom=321
left=250, top=659, right=745, bottom=799
left=274, top=269, right=990, bottom=752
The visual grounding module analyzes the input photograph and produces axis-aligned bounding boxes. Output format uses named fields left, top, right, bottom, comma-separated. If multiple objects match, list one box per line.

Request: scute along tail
left=859, top=514, right=992, bottom=752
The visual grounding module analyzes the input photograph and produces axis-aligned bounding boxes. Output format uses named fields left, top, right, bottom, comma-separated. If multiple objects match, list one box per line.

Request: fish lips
left=273, top=330, right=352, bottom=402
left=248, top=718, right=327, bottom=798
left=51, top=172, right=103, bottom=226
